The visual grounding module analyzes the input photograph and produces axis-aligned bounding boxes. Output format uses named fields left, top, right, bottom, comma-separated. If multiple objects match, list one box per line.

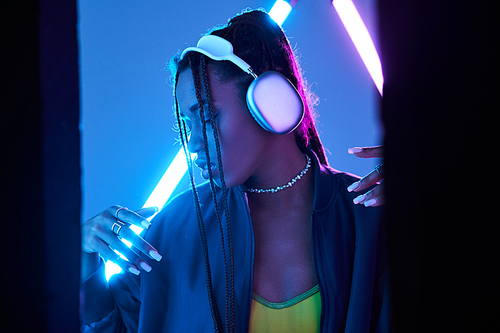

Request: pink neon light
left=333, top=0, right=383, bottom=95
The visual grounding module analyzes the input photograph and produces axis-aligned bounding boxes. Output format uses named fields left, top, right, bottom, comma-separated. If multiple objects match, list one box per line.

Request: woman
left=81, top=9, right=389, bottom=332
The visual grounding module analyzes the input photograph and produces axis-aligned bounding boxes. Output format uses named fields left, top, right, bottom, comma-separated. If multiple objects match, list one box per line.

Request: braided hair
left=169, top=9, right=328, bottom=332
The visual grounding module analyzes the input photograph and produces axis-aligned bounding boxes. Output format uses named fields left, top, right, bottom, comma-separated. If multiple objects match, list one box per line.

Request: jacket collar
left=300, top=146, right=336, bottom=213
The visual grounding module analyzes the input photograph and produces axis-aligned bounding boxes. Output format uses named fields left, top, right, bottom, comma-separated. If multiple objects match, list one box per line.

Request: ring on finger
left=111, top=220, right=126, bottom=235
left=115, top=206, right=128, bottom=220
left=374, top=163, right=384, bottom=178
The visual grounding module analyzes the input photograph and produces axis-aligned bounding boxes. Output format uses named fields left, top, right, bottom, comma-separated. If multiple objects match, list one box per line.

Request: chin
left=201, top=165, right=245, bottom=190
left=213, top=177, right=223, bottom=188
left=213, top=174, right=244, bottom=190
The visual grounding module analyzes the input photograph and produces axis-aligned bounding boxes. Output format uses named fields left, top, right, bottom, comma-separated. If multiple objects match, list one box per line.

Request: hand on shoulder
left=346, top=146, right=384, bottom=207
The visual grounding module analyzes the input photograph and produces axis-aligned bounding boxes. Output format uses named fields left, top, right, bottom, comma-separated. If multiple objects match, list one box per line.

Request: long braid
left=176, top=57, right=223, bottom=332
left=179, top=108, right=223, bottom=333
left=199, top=62, right=229, bottom=333
left=200, top=57, right=236, bottom=333
left=213, top=127, right=236, bottom=333
left=194, top=55, right=233, bottom=333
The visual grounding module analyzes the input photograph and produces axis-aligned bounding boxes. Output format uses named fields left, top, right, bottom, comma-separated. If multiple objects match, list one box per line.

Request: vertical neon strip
left=143, top=149, right=194, bottom=212
left=333, top=0, right=383, bottom=95
left=269, top=0, right=293, bottom=26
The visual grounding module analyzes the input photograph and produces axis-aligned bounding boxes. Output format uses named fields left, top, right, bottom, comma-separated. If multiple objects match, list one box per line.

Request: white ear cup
left=246, top=71, right=304, bottom=135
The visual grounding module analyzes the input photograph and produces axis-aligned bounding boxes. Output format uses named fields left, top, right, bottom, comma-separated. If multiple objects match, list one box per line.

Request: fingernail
left=140, top=261, right=152, bottom=272
left=153, top=206, right=159, bottom=212
left=347, top=182, right=360, bottom=192
left=364, top=198, right=378, bottom=207
left=128, top=267, right=140, bottom=275
left=353, top=194, right=366, bottom=204
left=348, top=147, right=363, bottom=154
left=149, top=250, right=162, bottom=262
left=141, top=220, right=152, bottom=229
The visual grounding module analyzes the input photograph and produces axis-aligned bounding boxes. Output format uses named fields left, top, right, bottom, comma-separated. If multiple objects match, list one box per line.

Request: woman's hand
left=82, top=205, right=162, bottom=276
left=347, top=146, right=385, bottom=207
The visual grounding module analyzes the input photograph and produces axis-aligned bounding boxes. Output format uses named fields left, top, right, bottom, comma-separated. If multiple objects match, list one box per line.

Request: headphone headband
left=180, top=35, right=257, bottom=78
left=180, top=34, right=304, bottom=135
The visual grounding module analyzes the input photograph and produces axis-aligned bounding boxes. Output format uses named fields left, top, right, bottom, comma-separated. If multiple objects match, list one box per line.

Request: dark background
left=2, top=0, right=497, bottom=331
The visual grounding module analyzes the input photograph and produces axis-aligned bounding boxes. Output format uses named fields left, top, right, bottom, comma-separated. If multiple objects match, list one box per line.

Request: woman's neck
left=244, top=144, right=315, bottom=217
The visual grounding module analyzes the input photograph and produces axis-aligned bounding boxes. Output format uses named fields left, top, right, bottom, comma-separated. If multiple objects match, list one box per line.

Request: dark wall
left=380, top=0, right=498, bottom=331
left=1, top=1, right=81, bottom=331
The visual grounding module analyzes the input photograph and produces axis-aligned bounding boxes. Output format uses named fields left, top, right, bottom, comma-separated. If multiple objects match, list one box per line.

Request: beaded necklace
left=245, top=154, right=311, bottom=194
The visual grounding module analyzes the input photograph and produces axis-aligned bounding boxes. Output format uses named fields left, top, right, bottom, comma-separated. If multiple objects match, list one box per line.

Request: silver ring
left=374, top=163, right=384, bottom=177
left=111, top=220, right=125, bottom=235
left=115, top=206, right=128, bottom=220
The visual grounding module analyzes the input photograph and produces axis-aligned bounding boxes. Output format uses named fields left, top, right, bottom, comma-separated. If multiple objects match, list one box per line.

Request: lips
left=194, top=157, right=212, bottom=170
left=194, top=156, right=216, bottom=179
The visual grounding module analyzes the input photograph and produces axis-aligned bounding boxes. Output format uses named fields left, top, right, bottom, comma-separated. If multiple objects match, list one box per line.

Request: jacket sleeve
left=346, top=194, right=392, bottom=332
left=80, top=259, right=136, bottom=332
left=372, top=212, right=393, bottom=333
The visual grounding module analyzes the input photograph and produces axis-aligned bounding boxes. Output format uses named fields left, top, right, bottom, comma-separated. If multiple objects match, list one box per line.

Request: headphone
left=180, top=35, right=304, bottom=135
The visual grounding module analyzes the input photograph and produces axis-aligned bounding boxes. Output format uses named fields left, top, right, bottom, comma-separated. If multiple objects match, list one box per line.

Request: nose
left=186, top=126, right=204, bottom=154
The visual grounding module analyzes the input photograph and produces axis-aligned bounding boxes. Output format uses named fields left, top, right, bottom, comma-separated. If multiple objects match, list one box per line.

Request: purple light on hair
left=332, top=0, right=384, bottom=95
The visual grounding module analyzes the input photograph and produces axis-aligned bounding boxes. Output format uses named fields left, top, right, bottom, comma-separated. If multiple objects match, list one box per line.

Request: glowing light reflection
left=333, top=0, right=384, bottom=95
left=269, top=0, right=293, bottom=26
